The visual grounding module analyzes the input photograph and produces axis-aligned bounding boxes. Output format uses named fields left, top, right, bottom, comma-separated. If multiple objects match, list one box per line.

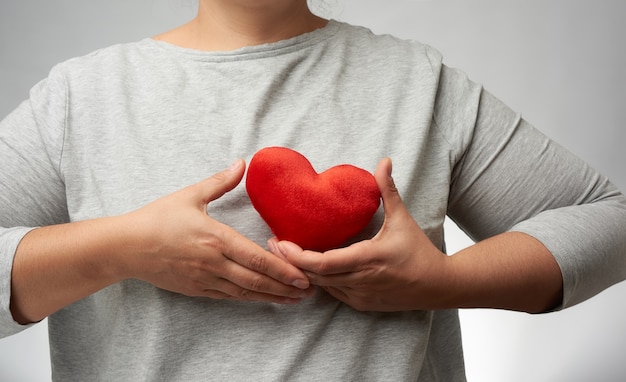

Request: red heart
left=246, top=147, right=381, bottom=251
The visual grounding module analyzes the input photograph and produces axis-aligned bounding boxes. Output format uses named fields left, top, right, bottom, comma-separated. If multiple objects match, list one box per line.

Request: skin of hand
left=121, top=159, right=314, bottom=302
left=11, top=159, right=313, bottom=324
left=269, top=157, right=451, bottom=312
left=269, top=158, right=563, bottom=313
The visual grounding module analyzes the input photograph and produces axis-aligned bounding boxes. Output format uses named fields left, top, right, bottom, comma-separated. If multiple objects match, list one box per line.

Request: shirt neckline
left=143, top=19, right=341, bottom=62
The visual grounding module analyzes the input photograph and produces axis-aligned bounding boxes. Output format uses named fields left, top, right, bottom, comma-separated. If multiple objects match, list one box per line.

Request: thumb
left=374, top=157, right=404, bottom=219
left=197, top=159, right=246, bottom=204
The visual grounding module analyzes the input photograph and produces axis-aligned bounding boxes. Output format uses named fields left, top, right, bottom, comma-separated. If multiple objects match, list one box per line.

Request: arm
left=10, top=160, right=313, bottom=325
left=447, top=89, right=626, bottom=309
left=2, top=68, right=312, bottom=331
left=272, top=158, right=563, bottom=313
left=272, top=70, right=626, bottom=313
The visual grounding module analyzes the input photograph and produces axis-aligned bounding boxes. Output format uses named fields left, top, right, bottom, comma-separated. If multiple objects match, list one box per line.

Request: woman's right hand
left=120, top=159, right=314, bottom=304
left=10, top=159, right=312, bottom=325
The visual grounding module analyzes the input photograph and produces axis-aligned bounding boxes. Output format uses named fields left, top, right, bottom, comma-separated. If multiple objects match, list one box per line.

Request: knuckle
left=247, top=254, right=268, bottom=272
left=313, top=260, right=330, bottom=275
left=246, top=275, right=267, bottom=292
left=239, top=288, right=252, bottom=299
left=202, top=234, right=224, bottom=253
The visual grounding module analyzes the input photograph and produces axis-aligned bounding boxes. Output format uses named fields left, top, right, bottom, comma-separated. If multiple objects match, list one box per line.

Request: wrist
left=424, top=254, right=462, bottom=311
left=104, top=212, right=157, bottom=282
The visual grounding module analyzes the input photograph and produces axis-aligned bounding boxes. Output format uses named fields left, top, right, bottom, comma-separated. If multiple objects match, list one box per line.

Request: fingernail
left=276, top=241, right=294, bottom=257
left=228, top=159, right=243, bottom=172
left=268, top=240, right=286, bottom=260
left=292, top=279, right=309, bottom=289
left=389, top=175, right=397, bottom=192
left=276, top=241, right=286, bottom=256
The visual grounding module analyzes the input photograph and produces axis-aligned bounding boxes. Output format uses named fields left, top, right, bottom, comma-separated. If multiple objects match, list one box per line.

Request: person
left=1, top=0, right=625, bottom=380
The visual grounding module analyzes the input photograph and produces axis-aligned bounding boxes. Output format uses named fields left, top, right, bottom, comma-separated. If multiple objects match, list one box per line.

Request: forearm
left=446, top=231, right=563, bottom=313
left=10, top=216, right=132, bottom=324
left=9, top=165, right=316, bottom=325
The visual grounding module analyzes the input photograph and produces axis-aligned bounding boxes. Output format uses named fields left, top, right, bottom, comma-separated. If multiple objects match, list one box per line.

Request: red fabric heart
left=246, top=147, right=381, bottom=251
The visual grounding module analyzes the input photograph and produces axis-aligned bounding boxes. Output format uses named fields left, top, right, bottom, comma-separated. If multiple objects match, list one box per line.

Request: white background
left=1, top=1, right=625, bottom=381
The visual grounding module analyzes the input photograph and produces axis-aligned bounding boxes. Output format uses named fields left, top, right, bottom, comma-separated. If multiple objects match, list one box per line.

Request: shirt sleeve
left=0, top=65, right=70, bottom=337
left=439, top=65, right=626, bottom=310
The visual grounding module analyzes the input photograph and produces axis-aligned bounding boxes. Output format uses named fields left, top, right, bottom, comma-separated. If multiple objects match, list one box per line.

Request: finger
left=374, top=157, right=404, bottom=219
left=303, top=270, right=365, bottom=288
left=222, top=229, right=311, bottom=290
left=201, top=277, right=308, bottom=304
left=196, top=159, right=246, bottom=205
left=214, top=272, right=313, bottom=303
left=267, top=237, right=287, bottom=261
left=223, top=255, right=314, bottom=298
left=277, top=240, right=370, bottom=276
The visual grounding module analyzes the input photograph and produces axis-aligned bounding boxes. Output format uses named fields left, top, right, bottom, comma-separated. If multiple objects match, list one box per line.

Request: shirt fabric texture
left=1, top=20, right=625, bottom=381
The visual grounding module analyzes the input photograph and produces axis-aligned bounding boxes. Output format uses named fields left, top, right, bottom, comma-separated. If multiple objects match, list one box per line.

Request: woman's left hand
left=268, top=158, right=454, bottom=312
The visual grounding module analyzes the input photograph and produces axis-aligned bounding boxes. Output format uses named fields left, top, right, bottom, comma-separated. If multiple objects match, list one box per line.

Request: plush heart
left=246, top=147, right=381, bottom=251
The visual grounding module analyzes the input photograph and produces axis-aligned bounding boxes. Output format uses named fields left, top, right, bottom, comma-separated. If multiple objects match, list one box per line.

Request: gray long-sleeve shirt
left=1, top=20, right=625, bottom=381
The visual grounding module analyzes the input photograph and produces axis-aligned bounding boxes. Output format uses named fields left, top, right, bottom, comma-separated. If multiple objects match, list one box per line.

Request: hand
left=121, top=159, right=314, bottom=304
left=269, top=158, right=452, bottom=312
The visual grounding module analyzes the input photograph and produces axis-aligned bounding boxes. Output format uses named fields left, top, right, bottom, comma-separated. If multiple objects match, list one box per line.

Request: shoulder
left=37, top=39, right=165, bottom=106
left=49, top=39, right=157, bottom=86
left=332, top=21, right=443, bottom=72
